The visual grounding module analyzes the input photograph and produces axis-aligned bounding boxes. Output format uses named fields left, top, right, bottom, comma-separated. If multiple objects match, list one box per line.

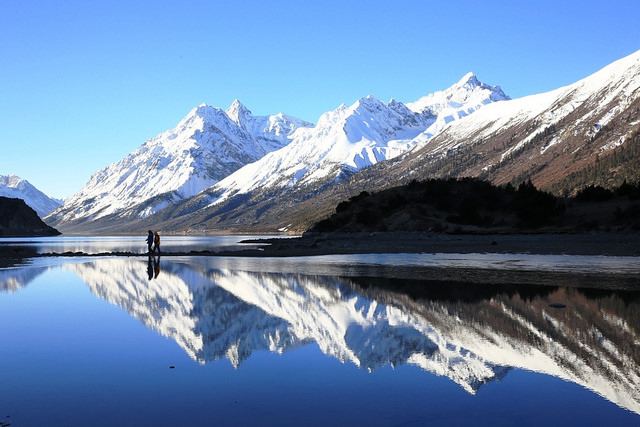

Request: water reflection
left=3, top=257, right=640, bottom=415
left=0, top=264, right=48, bottom=292
left=147, top=255, right=161, bottom=280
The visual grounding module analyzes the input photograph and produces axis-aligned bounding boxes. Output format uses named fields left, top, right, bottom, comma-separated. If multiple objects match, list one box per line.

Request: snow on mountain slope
left=0, top=174, right=62, bottom=217
left=47, top=101, right=312, bottom=224
left=201, top=74, right=508, bottom=206
left=415, top=49, right=640, bottom=158
left=406, top=72, right=510, bottom=139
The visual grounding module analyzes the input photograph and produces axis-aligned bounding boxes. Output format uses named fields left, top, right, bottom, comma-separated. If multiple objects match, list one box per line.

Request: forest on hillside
left=311, top=177, right=640, bottom=234
left=548, top=125, right=640, bottom=195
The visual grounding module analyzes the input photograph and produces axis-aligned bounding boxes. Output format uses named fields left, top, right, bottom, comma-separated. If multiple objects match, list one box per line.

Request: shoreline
left=3, top=232, right=639, bottom=289
left=243, top=231, right=640, bottom=257
left=1, top=231, right=639, bottom=259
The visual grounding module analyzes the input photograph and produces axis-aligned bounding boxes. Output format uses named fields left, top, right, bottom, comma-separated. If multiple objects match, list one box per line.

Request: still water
left=1, top=237, right=640, bottom=426
left=0, top=235, right=272, bottom=254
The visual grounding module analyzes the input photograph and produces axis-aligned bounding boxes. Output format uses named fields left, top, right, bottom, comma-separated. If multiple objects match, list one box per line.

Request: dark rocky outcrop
left=0, top=196, right=61, bottom=237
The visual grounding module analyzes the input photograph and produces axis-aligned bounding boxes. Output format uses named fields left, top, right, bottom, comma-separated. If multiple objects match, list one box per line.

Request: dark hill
left=311, top=178, right=640, bottom=234
left=0, top=196, right=61, bottom=237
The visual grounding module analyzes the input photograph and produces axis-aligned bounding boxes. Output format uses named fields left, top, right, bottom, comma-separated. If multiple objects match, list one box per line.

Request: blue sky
left=1, top=0, right=639, bottom=199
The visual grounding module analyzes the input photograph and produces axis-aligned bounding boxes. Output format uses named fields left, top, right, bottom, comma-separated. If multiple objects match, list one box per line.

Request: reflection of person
left=147, top=256, right=154, bottom=280
left=153, top=256, right=161, bottom=279
left=146, top=230, right=154, bottom=254
left=153, top=231, right=161, bottom=255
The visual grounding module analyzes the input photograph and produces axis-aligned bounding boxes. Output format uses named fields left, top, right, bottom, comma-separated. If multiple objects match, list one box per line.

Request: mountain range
left=40, top=49, right=640, bottom=233
left=44, top=102, right=311, bottom=229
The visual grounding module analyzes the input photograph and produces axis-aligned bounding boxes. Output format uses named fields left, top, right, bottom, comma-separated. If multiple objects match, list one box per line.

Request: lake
left=1, top=236, right=640, bottom=426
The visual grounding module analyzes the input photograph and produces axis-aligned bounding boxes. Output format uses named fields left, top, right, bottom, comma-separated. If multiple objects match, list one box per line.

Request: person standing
left=146, top=230, right=154, bottom=254
left=153, top=231, right=161, bottom=255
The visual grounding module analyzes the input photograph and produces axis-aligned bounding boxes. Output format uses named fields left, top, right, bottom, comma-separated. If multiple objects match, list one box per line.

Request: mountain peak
left=456, top=72, right=480, bottom=89
left=357, top=94, right=380, bottom=104
left=453, top=72, right=510, bottom=103
left=227, top=98, right=247, bottom=110
left=188, top=103, right=215, bottom=120
left=226, top=99, right=253, bottom=127
left=405, top=73, right=509, bottom=117
left=0, top=174, right=25, bottom=189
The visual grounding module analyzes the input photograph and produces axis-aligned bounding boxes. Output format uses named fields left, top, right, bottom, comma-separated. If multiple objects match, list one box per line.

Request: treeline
left=312, top=178, right=564, bottom=232
left=311, top=177, right=640, bottom=233
left=550, top=125, right=640, bottom=195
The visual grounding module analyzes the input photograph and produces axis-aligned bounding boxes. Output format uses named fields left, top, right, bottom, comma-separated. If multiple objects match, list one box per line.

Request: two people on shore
left=146, top=230, right=161, bottom=254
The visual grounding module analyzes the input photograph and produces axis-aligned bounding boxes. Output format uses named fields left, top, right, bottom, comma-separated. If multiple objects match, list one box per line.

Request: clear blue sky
left=1, top=0, right=639, bottom=199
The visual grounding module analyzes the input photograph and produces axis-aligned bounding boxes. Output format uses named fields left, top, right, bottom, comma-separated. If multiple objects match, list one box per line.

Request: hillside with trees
left=311, top=178, right=640, bottom=234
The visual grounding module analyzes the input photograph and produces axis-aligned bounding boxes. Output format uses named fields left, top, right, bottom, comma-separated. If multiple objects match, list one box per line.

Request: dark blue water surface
left=1, top=237, right=640, bottom=426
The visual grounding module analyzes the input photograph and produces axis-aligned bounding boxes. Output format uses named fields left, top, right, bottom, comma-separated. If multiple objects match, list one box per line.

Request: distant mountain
left=46, top=101, right=312, bottom=230
left=0, top=196, right=61, bottom=237
left=0, top=175, right=62, bottom=217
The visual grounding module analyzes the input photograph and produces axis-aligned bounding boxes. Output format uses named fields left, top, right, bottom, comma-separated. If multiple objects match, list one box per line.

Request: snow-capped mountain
left=0, top=174, right=62, bottom=217
left=61, top=258, right=640, bottom=414
left=46, top=101, right=312, bottom=227
left=47, top=49, right=640, bottom=233
left=123, top=74, right=507, bottom=233
left=405, top=72, right=511, bottom=139
left=194, top=73, right=507, bottom=207
left=46, top=74, right=506, bottom=233
left=164, top=48, right=640, bottom=233
left=394, top=48, right=640, bottom=189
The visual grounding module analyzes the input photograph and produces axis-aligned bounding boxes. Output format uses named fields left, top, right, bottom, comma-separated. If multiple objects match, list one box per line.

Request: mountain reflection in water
left=3, top=256, right=640, bottom=415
